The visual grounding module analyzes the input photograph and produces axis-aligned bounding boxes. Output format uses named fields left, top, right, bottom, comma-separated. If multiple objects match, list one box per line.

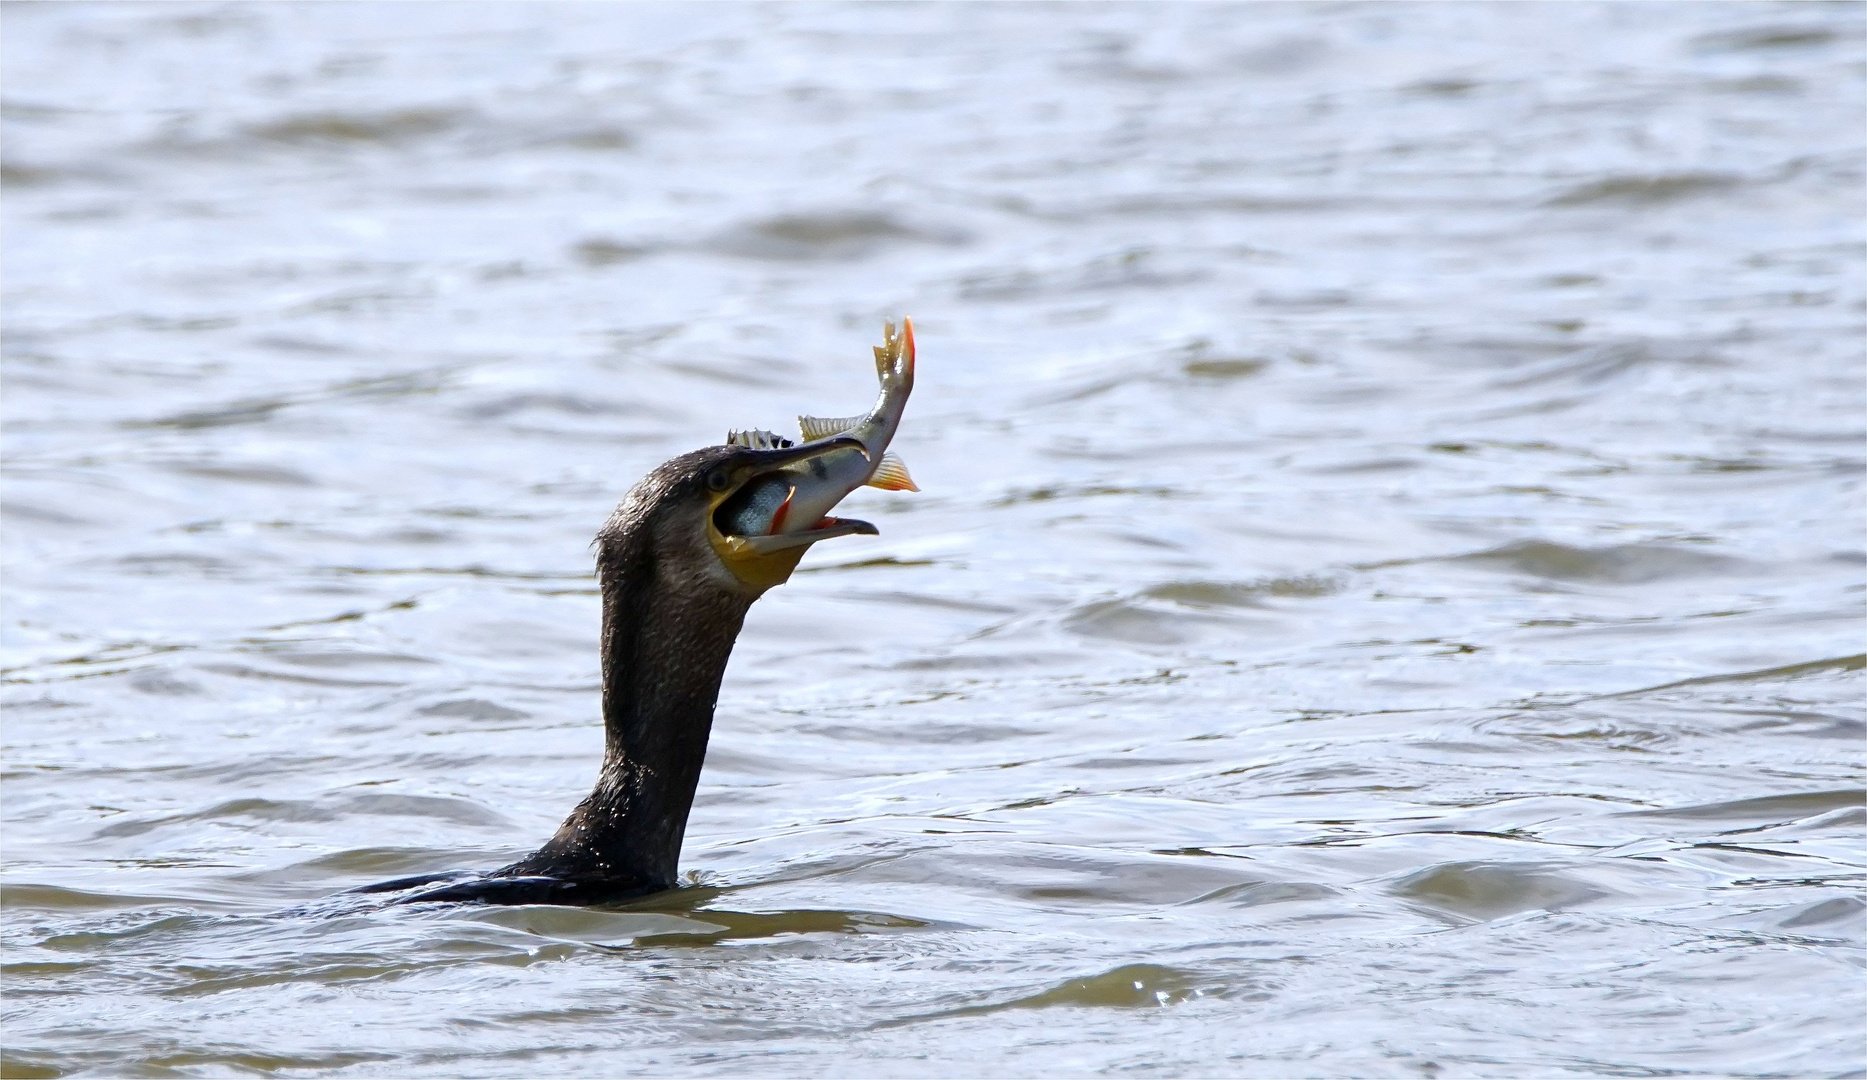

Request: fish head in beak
left=698, top=435, right=879, bottom=591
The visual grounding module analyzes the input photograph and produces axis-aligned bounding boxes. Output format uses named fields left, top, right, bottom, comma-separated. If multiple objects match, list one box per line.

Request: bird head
left=611, top=435, right=878, bottom=598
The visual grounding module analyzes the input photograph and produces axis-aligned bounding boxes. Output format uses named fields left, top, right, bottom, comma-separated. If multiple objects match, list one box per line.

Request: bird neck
left=514, top=546, right=755, bottom=891
left=596, top=578, right=753, bottom=883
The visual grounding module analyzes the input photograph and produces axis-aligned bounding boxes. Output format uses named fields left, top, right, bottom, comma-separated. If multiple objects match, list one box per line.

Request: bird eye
left=706, top=468, right=732, bottom=493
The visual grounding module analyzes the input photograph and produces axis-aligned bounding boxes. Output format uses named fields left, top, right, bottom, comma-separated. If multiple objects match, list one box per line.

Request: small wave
left=838, top=846, right=1259, bottom=910
left=108, top=552, right=242, bottom=577
left=991, top=483, right=1181, bottom=506
left=247, top=106, right=471, bottom=147
left=1608, top=654, right=1865, bottom=696
left=416, top=698, right=530, bottom=722
left=459, top=392, right=640, bottom=420
left=571, top=238, right=655, bottom=267
left=1143, top=576, right=1339, bottom=608
left=0, top=160, right=77, bottom=187
left=883, top=963, right=1250, bottom=1028
left=160, top=461, right=316, bottom=487
left=1182, top=357, right=1269, bottom=379
left=1445, top=539, right=1748, bottom=585
left=959, top=248, right=1206, bottom=301
left=707, top=210, right=967, bottom=262
left=1545, top=172, right=1743, bottom=207
left=977, top=963, right=1230, bottom=1009
left=1089, top=193, right=1336, bottom=217
left=4, top=501, right=92, bottom=526
left=1620, top=788, right=1863, bottom=823
left=1776, top=896, right=1866, bottom=931
left=1492, top=340, right=1728, bottom=390
left=229, top=847, right=513, bottom=897
left=245, top=646, right=435, bottom=670
left=133, top=399, right=287, bottom=431
left=1183, top=880, right=1340, bottom=909
left=1062, top=597, right=1226, bottom=645
left=1691, top=24, right=1839, bottom=52
left=1390, top=861, right=1612, bottom=921
left=92, top=793, right=508, bottom=840
left=0, top=884, right=201, bottom=912
left=38, top=913, right=212, bottom=952
left=1063, top=576, right=1339, bottom=644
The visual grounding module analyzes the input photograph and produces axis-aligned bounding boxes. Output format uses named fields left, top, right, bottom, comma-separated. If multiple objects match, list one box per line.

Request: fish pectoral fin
left=865, top=452, right=919, bottom=492
left=727, top=429, right=795, bottom=450
left=797, top=414, right=866, bottom=441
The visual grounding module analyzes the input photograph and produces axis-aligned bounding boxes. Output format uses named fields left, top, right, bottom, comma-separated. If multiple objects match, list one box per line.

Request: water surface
left=3, top=3, right=1863, bottom=1077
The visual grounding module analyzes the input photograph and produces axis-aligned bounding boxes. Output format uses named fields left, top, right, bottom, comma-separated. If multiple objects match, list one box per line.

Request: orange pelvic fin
left=865, top=452, right=919, bottom=492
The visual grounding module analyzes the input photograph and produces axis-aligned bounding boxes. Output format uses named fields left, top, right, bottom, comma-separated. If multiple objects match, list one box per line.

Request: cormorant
left=355, top=320, right=917, bottom=906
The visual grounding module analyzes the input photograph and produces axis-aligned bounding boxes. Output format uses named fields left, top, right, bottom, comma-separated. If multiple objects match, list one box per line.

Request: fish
left=717, top=318, right=918, bottom=542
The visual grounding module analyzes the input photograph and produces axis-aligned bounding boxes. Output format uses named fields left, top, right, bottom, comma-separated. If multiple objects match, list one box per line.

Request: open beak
left=707, top=435, right=878, bottom=588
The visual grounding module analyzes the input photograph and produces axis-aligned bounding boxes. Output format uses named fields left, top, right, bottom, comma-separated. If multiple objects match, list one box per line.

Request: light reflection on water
left=3, top=3, right=1863, bottom=1076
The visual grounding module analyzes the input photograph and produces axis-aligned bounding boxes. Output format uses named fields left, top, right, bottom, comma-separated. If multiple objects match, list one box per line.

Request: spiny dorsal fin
left=726, top=429, right=794, bottom=450
left=797, top=414, right=865, bottom=441
left=865, top=451, right=918, bottom=492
